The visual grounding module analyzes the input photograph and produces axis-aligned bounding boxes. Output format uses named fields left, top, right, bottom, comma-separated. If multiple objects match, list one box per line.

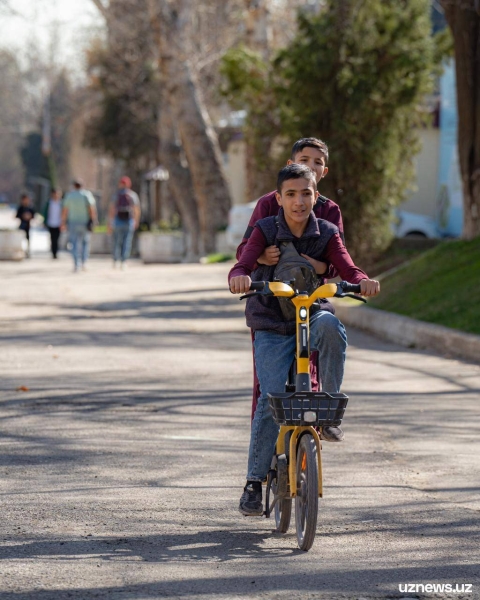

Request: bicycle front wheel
left=295, top=433, right=318, bottom=551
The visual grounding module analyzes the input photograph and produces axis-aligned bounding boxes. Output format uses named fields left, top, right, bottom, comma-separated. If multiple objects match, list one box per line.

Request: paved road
left=0, top=257, right=479, bottom=599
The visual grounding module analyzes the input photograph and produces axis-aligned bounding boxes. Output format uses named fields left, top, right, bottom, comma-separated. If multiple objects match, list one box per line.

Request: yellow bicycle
left=241, top=280, right=365, bottom=551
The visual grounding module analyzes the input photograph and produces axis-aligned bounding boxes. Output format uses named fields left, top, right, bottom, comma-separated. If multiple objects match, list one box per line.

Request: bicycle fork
left=276, top=425, right=323, bottom=499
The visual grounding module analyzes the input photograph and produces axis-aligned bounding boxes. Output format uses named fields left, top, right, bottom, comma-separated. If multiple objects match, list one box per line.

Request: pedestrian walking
left=43, top=188, right=63, bottom=259
left=108, top=176, right=140, bottom=269
left=61, top=180, right=97, bottom=272
left=16, top=193, right=35, bottom=258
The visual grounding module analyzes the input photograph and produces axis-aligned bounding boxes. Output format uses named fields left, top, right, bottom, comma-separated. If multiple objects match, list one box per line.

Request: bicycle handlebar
left=249, top=281, right=266, bottom=292
left=236, top=280, right=366, bottom=303
left=337, top=281, right=361, bottom=294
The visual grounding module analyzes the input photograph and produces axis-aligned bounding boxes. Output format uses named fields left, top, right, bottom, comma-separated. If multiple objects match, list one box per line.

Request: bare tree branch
left=90, top=0, right=109, bottom=19
left=0, top=0, right=20, bottom=16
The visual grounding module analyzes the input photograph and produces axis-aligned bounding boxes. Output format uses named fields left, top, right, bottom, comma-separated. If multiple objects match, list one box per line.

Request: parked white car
left=226, top=201, right=257, bottom=249
left=393, top=210, right=440, bottom=239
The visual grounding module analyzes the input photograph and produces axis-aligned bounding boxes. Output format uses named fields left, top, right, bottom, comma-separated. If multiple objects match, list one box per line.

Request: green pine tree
left=222, top=0, right=450, bottom=261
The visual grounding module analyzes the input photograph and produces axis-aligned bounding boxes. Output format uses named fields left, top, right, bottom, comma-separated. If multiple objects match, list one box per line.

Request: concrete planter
left=215, top=231, right=233, bottom=255
left=0, top=230, right=26, bottom=261
left=138, top=232, right=185, bottom=263
left=90, top=232, right=111, bottom=255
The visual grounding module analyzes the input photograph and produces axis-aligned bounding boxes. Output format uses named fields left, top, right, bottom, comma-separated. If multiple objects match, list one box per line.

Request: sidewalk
left=334, top=302, right=480, bottom=364
left=0, top=258, right=479, bottom=599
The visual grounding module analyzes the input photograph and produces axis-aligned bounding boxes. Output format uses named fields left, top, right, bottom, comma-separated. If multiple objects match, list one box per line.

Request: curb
left=334, top=303, right=480, bottom=365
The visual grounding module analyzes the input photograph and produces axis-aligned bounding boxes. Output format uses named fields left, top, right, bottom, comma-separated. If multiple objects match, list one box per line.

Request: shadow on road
left=0, top=525, right=478, bottom=598
left=11, top=295, right=244, bottom=322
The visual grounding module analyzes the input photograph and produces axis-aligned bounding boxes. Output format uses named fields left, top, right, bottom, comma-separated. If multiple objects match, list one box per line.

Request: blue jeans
left=113, top=218, right=134, bottom=262
left=247, top=310, right=348, bottom=482
left=69, top=224, right=90, bottom=270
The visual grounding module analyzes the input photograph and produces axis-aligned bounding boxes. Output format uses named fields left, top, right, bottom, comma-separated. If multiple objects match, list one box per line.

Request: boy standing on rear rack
left=229, top=164, right=380, bottom=517
left=237, top=137, right=343, bottom=422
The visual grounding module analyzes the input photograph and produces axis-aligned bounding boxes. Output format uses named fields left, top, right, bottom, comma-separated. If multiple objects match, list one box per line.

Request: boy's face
left=275, top=177, right=316, bottom=225
left=287, top=146, right=328, bottom=183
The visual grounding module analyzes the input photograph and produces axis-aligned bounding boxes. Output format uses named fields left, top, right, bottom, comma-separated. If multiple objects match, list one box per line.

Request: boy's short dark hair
left=277, top=164, right=317, bottom=193
left=291, top=137, right=329, bottom=163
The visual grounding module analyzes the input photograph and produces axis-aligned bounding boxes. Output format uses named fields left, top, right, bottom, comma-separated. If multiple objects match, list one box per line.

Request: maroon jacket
left=229, top=210, right=367, bottom=334
left=236, top=190, right=344, bottom=280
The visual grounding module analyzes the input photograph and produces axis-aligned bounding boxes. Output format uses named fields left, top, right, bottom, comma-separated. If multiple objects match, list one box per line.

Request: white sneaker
left=320, top=426, right=344, bottom=442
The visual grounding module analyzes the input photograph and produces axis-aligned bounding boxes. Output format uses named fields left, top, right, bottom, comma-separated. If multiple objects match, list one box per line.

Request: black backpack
left=116, top=190, right=134, bottom=221
left=271, top=218, right=319, bottom=321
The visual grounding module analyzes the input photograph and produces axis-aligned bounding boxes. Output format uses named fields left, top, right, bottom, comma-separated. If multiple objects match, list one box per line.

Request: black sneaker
left=321, top=426, right=345, bottom=442
left=239, top=481, right=263, bottom=516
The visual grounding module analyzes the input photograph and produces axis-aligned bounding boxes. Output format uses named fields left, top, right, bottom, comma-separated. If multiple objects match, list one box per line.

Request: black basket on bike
left=268, top=391, right=348, bottom=427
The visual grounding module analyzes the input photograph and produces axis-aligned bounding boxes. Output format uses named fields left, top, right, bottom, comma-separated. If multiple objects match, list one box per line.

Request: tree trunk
left=159, top=105, right=202, bottom=260
left=244, top=0, right=272, bottom=61
left=92, top=0, right=230, bottom=254
left=151, top=0, right=232, bottom=254
left=442, top=0, right=480, bottom=238
left=165, top=61, right=229, bottom=254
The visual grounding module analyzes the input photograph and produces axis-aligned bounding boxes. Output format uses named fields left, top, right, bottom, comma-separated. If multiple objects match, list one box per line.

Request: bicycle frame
left=267, top=281, right=338, bottom=392
left=264, top=282, right=340, bottom=500
left=242, top=279, right=364, bottom=549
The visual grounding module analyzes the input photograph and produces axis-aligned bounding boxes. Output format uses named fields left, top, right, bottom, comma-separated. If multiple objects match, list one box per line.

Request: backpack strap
left=273, top=215, right=280, bottom=245
left=255, top=215, right=279, bottom=248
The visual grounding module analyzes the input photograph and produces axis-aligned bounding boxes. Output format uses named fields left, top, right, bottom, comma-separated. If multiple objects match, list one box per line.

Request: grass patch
left=364, top=238, right=439, bottom=277
left=370, top=236, right=480, bottom=335
left=201, top=253, right=234, bottom=264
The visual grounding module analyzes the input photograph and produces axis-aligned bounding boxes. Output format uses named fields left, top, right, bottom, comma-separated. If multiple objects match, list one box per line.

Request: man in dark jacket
left=16, top=193, right=35, bottom=257
left=43, top=188, right=63, bottom=259
left=229, top=164, right=380, bottom=517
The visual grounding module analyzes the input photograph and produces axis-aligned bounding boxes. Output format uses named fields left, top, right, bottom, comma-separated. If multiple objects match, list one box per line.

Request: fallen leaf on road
left=16, top=386, right=30, bottom=392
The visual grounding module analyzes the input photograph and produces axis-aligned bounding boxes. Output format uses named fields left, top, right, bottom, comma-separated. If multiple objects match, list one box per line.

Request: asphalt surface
left=0, top=255, right=479, bottom=600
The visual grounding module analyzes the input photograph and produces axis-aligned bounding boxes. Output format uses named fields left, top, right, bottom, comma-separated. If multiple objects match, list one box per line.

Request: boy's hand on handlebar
left=360, top=279, right=380, bottom=297
left=301, top=254, right=328, bottom=275
left=230, top=275, right=252, bottom=294
left=257, top=245, right=280, bottom=266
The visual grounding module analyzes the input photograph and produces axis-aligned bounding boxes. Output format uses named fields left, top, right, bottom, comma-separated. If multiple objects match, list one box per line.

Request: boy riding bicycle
left=237, top=137, right=344, bottom=419
left=229, top=163, right=380, bottom=516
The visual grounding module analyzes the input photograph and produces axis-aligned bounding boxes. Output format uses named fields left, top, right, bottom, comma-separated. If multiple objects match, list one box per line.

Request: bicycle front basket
left=267, top=391, right=348, bottom=426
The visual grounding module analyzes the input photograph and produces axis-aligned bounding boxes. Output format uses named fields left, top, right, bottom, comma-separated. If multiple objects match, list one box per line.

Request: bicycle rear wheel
left=295, top=433, right=318, bottom=551
left=265, top=455, right=292, bottom=533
